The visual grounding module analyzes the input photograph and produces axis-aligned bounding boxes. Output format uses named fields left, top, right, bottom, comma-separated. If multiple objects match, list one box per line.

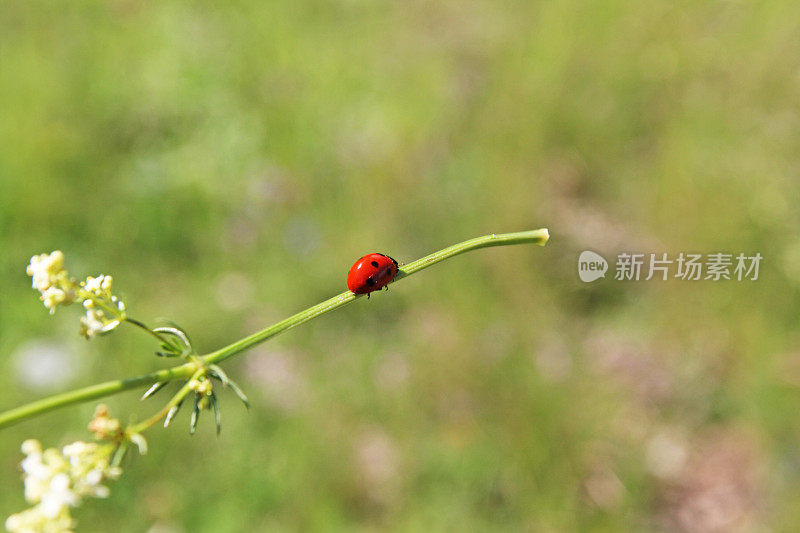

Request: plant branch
left=203, top=229, right=549, bottom=366
left=0, top=363, right=196, bottom=430
left=0, top=229, right=549, bottom=430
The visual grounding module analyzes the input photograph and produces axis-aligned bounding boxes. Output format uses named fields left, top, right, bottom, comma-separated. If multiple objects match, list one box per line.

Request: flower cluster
left=26, top=251, right=74, bottom=314
left=4, top=406, right=144, bottom=533
left=26, top=252, right=126, bottom=340
left=86, top=404, right=124, bottom=441
left=5, top=439, right=121, bottom=533
left=78, top=276, right=125, bottom=341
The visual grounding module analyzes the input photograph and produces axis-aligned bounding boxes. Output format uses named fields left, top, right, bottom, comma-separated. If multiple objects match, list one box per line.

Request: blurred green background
left=1, top=1, right=800, bottom=531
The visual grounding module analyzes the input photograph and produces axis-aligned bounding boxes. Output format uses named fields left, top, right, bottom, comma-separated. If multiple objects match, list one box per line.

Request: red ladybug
left=347, top=253, right=399, bottom=296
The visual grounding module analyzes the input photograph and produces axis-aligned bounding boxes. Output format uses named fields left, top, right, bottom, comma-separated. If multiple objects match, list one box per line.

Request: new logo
left=578, top=251, right=608, bottom=282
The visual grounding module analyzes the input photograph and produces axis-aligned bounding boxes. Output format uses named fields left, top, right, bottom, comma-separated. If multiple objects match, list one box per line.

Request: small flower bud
left=21, top=439, right=42, bottom=455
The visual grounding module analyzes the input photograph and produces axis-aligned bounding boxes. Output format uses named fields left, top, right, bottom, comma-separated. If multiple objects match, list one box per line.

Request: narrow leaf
left=226, top=377, right=250, bottom=410
left=153, top=326, right=193, bottom=353
left=208, top=364, right=230, bottom=386
left=164, top=400, right=184, bottom=428
left=189, top=398, right=200, bottom=435
left=129, top=433, right=148, bottom=455
left=211, top=392, right=221, bottom=436
left=141, top=381, right=167, bottom=401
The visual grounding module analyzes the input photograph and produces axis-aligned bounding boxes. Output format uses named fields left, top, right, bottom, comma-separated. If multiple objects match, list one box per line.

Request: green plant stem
left=203, top=228, right=549, bottom=365
left=0, top=363, right=196, bottom=430
left=0, top=229, right=548, bottom=430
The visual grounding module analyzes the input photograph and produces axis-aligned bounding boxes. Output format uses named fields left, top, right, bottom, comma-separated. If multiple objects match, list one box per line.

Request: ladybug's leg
left=367, top=293, right=371, bottom=300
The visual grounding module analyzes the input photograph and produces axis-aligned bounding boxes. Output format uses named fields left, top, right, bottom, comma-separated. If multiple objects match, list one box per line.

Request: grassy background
left=1, top=1, right=800, bottom=531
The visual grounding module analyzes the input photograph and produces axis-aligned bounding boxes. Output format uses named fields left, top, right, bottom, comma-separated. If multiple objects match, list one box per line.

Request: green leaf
left=141, top=381, right=167, bottom=400
left=189, top=398, right=200, bottom=435
left=226, top=377, right=250, bottom=410
left=208, top=364, right=230, bottom=386
left=211, top=392, right=221, bottom=436
left=153, top=325, right=194, bottom=356
left=164, top=400, right=184, bottom=428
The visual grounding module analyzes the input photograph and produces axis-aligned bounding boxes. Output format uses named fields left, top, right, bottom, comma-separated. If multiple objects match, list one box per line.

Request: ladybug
left=347, top=253, right=399, bottom=296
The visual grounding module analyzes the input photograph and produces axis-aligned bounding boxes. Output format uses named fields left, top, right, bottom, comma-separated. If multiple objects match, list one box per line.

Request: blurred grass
left=1, top=0, right=800, bottom=531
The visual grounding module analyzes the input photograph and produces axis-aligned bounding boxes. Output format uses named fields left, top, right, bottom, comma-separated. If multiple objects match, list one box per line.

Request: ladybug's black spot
left=371, top=261, right=380, bottom=268
left=366, top=277, right=376, bottom=286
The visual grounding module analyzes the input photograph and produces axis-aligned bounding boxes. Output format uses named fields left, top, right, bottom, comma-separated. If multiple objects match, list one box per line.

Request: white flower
left=26, top=251, right=65, bottom=292
left=40, top=287, right=68, bottom=314
left=77, top=290, right=123, bottom=339
left=5, top=505, right=74, bottom=533
left=25, top=251, right=127, bottom=338
left=8, top=437, right=122, bottom=532
left=21, top=439, right=42, bottom=455
left=81, top=275, right=113, bottom=298
left=26, top=251, right=75, bottom=313
left=82, top=276, right=102, bottom=294
left=78, top=309, right=105, bottom=339
left=19, top=443, right=67, bottom=505
left=61, top=442, right=93, bottom=460
left=61, top=441, right=116, bottom=499
left=40, top=474, right=79, bottom=519
left=78, top=307, right=122, bottom=339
